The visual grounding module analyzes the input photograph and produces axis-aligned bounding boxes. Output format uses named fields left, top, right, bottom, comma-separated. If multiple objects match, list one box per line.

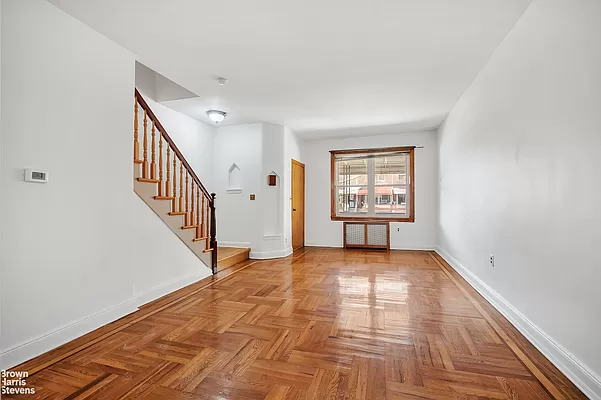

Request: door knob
left=293, top=208, right=297, bottom=211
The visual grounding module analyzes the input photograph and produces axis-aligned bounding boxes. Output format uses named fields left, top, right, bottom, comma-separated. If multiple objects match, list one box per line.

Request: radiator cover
left=343, top=221, right=390, bottom=250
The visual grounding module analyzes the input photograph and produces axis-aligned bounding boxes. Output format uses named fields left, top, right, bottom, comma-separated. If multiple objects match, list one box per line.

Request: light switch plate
left=24, top=169, right=49, bottom=183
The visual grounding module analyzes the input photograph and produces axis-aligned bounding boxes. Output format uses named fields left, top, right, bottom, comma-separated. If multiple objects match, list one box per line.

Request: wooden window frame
left=330, top=146, right=415, bottom=223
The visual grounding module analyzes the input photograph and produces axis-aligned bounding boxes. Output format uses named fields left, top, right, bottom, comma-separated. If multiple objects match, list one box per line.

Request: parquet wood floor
left=4, top=249, right=585, bottom=399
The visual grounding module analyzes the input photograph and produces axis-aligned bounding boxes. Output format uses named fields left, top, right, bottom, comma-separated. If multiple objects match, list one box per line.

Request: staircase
left=132, top=89, right=218, bottom=273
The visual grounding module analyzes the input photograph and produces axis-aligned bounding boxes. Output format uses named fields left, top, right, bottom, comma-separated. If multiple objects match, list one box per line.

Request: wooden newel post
left=210, top=193, right=217, bottom=274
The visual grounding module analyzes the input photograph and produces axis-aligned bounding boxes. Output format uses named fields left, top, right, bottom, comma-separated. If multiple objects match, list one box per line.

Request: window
left=330, top=147, right=414, bottom=222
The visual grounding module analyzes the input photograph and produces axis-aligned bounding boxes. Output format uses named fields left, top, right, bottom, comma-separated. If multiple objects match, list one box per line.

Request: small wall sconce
left=268, top=174, right=277, bottom=186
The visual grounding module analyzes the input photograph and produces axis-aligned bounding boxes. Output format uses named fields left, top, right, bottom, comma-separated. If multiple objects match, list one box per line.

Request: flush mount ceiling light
left=206, top=110, right=227, bottom=124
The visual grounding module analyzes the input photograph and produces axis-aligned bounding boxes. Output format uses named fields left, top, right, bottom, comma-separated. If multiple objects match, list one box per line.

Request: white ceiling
left=49, top=0, right=532, bottom=139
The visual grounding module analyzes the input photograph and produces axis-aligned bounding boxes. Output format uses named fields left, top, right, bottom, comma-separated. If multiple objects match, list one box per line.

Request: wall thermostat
left=25, top=169, right=49, bottom=183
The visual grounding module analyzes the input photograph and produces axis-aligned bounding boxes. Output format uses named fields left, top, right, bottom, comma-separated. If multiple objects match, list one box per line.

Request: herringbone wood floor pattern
left=4, top=249, right=585, bottom=399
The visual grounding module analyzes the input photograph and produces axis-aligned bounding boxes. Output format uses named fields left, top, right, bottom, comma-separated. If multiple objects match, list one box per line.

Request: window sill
left=331, top=215, right=415, bottom=223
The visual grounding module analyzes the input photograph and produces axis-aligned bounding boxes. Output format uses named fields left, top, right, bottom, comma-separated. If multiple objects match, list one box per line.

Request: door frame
left=291, top=159, right=305, bottom=251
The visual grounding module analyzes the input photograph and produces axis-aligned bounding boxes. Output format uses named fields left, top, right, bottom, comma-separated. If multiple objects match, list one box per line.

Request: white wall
left=213, top=124, right=264, bottom=249
left=134, top=62, right=157, bottom=100
left=0, top=0, right=209, bottom=369
left=261, top=124, right=285, bottom=243
left=0, top=0, right=4, bottom=358
left=283, top=126, right=303, bottom=249
left=213, top=123, right=301, bottom=258
left=131, top=196, right=210, bottom=302
left=303, top=131, right=438, bottom=249
left=437, top=0, right=601, bottom=397
left=0, top=0, right=135, bottom=365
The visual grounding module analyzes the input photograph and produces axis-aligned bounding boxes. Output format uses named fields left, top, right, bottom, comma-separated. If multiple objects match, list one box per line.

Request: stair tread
left=217, top=247, right=251, bottom=261
left=137, top=177, right=160, bottom=183
left=203, top=248, right=214, bottom=253
left=181, top=225, right=198, bottom=230
left=193, top=237, right=208, bottom=242
left=168, top=211, right=185, bottom=216
left=216, top=247, right=251, bottom=271
left=154, top=196, right=175, bottom=200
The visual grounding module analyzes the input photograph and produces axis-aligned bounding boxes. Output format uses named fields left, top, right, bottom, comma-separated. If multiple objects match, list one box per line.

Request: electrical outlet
left=489, top=254, right=495, bottom=267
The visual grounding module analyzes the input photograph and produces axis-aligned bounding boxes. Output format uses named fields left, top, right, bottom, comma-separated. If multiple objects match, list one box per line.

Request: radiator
left=343, top=221, right=390, bottom=250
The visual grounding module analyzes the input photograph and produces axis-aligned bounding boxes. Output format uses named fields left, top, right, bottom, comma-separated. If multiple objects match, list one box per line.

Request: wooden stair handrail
left=134, top=89, right=212, bottom=202
left=134, top=88, right=218, bottom=274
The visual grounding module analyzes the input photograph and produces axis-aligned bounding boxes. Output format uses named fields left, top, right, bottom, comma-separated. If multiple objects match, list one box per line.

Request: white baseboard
left=305, top=243, right=342, bottom=248
left=133, top=271, right=209, bottom=308
left=435, top=247, right=601, bottom=400
left=218, top=241, right=251, bottom=248
left=0, top=300, right=138, bottom=370
left=0, top=272, right=209, bottom=371
left=391, top=245, right=436, bottom=251
left=250, top=247, right=293, bottom=260
left=305, top=243, right=436, bottom=251
left=263, top=234, right=282, bottom=240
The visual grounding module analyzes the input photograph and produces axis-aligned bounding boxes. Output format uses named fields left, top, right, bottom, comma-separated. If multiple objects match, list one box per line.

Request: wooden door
left=291, top=159, right=305, bottom=251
